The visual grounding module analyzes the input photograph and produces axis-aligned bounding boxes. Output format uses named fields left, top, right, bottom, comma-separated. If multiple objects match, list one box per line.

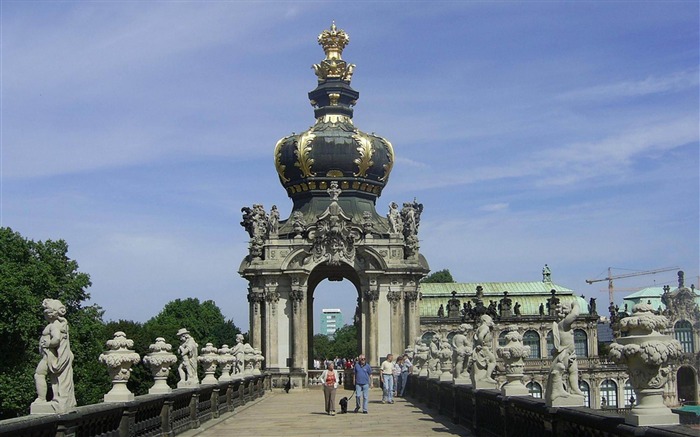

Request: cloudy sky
left=2, top=2, right=698, bottom=333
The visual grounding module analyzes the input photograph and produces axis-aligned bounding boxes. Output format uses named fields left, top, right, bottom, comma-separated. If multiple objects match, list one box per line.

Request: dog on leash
left=338, top=397, right=348, bottom=414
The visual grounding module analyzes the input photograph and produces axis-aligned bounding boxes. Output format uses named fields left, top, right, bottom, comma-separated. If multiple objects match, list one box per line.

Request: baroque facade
left=238, top=23, right=429, bottom=388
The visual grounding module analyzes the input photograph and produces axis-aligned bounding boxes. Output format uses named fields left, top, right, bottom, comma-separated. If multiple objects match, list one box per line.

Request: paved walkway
left=183, top=388, right=472, bottom=437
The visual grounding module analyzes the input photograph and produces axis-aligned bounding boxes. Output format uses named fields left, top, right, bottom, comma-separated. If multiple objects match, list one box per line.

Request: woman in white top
left=320, top=361, right=340, bottom=415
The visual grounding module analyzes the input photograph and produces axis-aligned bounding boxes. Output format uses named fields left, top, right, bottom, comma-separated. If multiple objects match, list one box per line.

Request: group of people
left=320, top=353, right=412, bottom=416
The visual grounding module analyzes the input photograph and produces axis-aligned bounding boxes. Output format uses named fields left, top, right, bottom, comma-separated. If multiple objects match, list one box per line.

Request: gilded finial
left=312, top=22, right=355, bottom=83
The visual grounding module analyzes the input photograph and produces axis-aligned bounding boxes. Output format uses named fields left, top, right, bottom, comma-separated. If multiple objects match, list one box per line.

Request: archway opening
left=307, top=263, right=362, bottom=370
left=677, top=366, right=698, bottom=405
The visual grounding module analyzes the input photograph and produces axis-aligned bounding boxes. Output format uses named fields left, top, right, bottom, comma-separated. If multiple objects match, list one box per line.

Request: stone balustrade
left=404, top=375, right=696, bottom=437
left=0, top=375, right=267, bottom=437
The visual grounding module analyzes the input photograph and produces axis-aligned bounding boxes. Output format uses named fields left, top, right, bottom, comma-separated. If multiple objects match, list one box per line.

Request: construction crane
left=585, top=267, right=680, bottom=305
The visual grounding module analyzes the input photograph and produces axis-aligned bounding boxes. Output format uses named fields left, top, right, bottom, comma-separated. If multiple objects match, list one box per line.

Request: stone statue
left=176, top=328, right=199, bottom=387
left=292, top=211, right=307, bottom=237
left=232, top=333, right=245, bottom=377
left=437, top=304, right=445, bottom=318
left=539, top=302, right=545, bottom=316
left=427, top=336, right=441, bottom=378
left=400, top=199, right=423, bottom=258
left=546, top=289, right=560, bottom=316
left=514, top=302, right=521, bottom=316
left=99, top=331, right=141, bottom=402
left=496, top=327, right=531, bottom=396
left=438, top=335, right=454, bottom=381
left=452, top=324, right=471, bottom=383
left=413, top=337, right=429, bottom=376
left=447, top=291, right=461, bottom=318
left=31, top=299, right=77, bottom=414
left=468, top=314, right=497, bottom=388
left=542, top=264, right=551, bottom=282
left=499, top=291, right=513, bottom=317
left=487, top=300, right=498, bottom=318
left=387, top=201, right=403, bottom=234
left=588, top=297, right=597, bottom=315
left=545, top=301, right=585, bottom=406
left=268, top=205, right=280, bottom=236
left=241, top=207, right=255, bottom=237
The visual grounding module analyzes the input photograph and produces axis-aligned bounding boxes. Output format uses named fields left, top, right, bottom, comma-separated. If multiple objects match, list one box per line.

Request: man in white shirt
left=380, top=354, right=394, bottom=404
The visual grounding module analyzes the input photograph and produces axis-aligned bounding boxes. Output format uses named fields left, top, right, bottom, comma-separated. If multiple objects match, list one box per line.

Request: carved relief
left=379, top=138, right=394, bottom=182
left=294, top=131, right=316, bottom=178
left=352, top=132, right=374, bottom=177
left=274, top=136, right=292, bottom=183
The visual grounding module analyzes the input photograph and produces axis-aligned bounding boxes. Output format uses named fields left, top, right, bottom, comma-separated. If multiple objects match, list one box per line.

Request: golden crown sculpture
left=313, top=22, right=355, bottom=83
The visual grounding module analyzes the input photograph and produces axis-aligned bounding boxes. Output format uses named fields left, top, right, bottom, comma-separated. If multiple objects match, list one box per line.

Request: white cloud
left=478, top=203, right=509, bottom=212
left=557, top=70, right=699, bottom=101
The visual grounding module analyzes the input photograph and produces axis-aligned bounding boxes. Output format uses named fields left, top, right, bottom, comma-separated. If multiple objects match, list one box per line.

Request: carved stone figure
left=546, top=289, right=560, bottom=316
left=176, top=328, right=199, bottom=387
left=608, top=303, right=684, bottom=425
left=496, top=327, right=530, bottom=396
left=545, top=301, right=585, bottom=406
left=447, top=291, right=461, bottom=318
left=539, top=302, right=545, bottom=316
left=487, top=300, right=498, bottom=319
left=268, top=205, right=280, bottom=236
left=542, top=264, right=552, bottom=282
left=588, top=297, right=597, bottom=315
left=232, top=333, right=245, bottom=377
left=452, top=324, right=472, bottom=384
left=31, top=299, right=77, bottom=414
left=387, top=201, right=403, bottom=234
left=437, top=304, right=445, bottom=318
left=400, top=199, right=423, bottom=258
left=143, top=337, right=177, bottom=394
left=99, top=331, right=141, bottom=402
left=438, top=335, right=454, bottom=382
left=468, top=314, right=497, bottom=389
left=198, top=343, right=220, bottom=385
left=361, top=211, right=374, bottom=234
left=427, top=336, right=441, bottom=378
left=413, top=337, right=429, bottom=376
left=499, top=291, right=513, bottom=317
left=291, top=210, right=307, bottom=237
left=514, top=302, right=522, bottom=316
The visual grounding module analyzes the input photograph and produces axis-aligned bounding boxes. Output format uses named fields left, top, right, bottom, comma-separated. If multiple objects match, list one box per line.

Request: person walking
left=380, top=353, right=394, bottom=404
left=320, top=361, right=340, bottom=416
left=353, top=354, right=373, bottom=413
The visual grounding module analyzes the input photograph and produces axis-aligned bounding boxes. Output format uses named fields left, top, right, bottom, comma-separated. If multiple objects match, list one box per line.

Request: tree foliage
left=312, top=324, right=358, bottom=360
left=421, top=269, right=455, bottom=283
left=0, top=227, right=108, bottom=418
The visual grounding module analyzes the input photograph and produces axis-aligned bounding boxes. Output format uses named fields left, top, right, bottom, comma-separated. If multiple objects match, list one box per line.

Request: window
left=574, top=329, right=588, bottom=357
left=579, top=380, right=591, bottom=408
left=675, top=320, right=695, bottom=353
left=421, top=332, right=436, bottom=345
left=623, top=380, right=636, bottom=407
left=523, top=330, right=541, bottom=359
left=527, top=381, right=542, bottom=399
left=600, top=379, right=618, bottom=408
left=546, top=331, right=554, bottom=357
left=498, top=331, right=508, bottom=347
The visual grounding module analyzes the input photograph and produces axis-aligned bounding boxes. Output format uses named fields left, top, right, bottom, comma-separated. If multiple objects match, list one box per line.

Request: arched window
left=421, top=332, right=436, bottom=345
left=600, top=379, right=618, bottom=408
left=624, top=380, right=636, bottom=407
left=498, top=331, right=508, bottom=347
left=675, top=320, right=695, bottom=353
left=579, top=380, right=591, bottom=408
left=523, top=330, right=541, bottom=359
left=527, top=381, right=542, bottom=399
left=447, top=331, right=457, bottom=345
left=546, top=331, right=554, bottom=357
left=574, top=329, right=588, bottom=357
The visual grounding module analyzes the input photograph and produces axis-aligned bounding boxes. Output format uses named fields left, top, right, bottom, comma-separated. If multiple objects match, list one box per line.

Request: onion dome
left=273, top=23, right=395, bottom=218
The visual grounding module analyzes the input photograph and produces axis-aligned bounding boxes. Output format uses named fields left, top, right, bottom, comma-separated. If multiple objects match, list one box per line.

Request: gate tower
left=238, top=23, right=429, bottom=388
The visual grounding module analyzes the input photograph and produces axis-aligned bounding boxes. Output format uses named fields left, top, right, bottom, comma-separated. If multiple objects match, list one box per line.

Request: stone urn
left=253, top=348, right=265, bottom=375
left=243, top=343, right=256, bottom=376
left=496, top=328, right=530, bottom=396
left=217, top=344, right=235, bottom=382
left=438, top=338, right=454, bottom=382
left=609, top=303, right=684, bottom=426
left=99, top=332, right=141, bottom=402
left=198, top=343, right=220, bottom=385
left=142, top=337, right=177, bottom=394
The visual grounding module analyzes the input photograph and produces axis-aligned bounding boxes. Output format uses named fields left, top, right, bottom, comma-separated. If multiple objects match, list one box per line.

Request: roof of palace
left=622, top=286, right=700, bottom=312
left=419, top=281, right=591, bottom=317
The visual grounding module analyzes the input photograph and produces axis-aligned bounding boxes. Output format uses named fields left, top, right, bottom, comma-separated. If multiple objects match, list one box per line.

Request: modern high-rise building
left=320, top=309, right=343, bottom=337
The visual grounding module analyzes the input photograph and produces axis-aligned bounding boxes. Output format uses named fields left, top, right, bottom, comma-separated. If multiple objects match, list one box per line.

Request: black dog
left=284, top=379, right=291, bottom=393
left=339, top=397, right=348, bottom=414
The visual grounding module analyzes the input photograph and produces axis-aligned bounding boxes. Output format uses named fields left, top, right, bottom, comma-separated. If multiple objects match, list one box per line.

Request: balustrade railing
left=0, top=375, right=268, bottom=437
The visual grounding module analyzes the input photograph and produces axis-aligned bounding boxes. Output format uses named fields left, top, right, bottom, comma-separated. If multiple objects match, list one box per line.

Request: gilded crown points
left=318, top=22, right=350, bottom=59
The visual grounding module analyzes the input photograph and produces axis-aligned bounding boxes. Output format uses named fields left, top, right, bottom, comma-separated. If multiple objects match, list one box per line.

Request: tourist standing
left=392, top=356, right=402, bottom=396
left=399, top=354, right=412, bottom=397
left=320, top=361, right=339, bottom=416
left=380, top=353, right=394, bottom=404
left=353, top=354, right=373, bottom=413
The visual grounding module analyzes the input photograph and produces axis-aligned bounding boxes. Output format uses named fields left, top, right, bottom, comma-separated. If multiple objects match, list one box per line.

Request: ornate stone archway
left=238, top=23, right=429, bottom=387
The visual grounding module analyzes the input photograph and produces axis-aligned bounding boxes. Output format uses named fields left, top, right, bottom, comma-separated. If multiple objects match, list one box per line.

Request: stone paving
left=183, top=388, right=473, bottom=437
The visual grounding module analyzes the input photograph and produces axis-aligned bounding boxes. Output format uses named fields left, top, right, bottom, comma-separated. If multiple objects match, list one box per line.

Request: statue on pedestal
left=468, top=314, right=497, bottom=389
left=176, top=328, right=199, bottom=387
left=99, top=332, right=141, bottom=402
left=412, top=337, right=429, bottom=376
left=452, top=324, right=472, bottom=383
left=232, top=333, right=245, bottom=377
left=143, top=337, right=177, bottom=394
left=31, top=299, right=77, bottom=414
left=545, top=301, right=585, bottom=406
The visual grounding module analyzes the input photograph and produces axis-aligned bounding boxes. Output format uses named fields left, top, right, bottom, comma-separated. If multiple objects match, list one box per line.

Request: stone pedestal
left=472, top=379, right=497, bottom=390
left=30, top=401, right=57, bottom=415
left=453, top=377, right=471, bottom=386
left=143, top=337, right=177, bottom=395
left=99, top=332, right=141, bottom=402
left=548, top=394, right=585, bottom=407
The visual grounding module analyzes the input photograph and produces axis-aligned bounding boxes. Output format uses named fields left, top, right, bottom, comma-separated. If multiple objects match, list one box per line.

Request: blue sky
left=2, top=2, right=698, bottom=334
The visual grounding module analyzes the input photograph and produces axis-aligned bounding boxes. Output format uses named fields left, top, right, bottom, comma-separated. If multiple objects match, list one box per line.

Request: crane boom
left=585, top=266, right=679, bottom=305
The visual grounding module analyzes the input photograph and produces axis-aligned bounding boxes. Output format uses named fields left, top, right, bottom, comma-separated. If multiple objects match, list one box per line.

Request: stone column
left=404, top=284, right=420, bottom=350
left=364, top=285, right=380, bottom=366
left=247, top=289, right=264, bottom=350
left=99, top=332, right=141, bottom=402
left=290, top=281, right=306, bottom=372
left=264, top=284, right=280, bottom=370
left=387, top=288, right=403, bottom=356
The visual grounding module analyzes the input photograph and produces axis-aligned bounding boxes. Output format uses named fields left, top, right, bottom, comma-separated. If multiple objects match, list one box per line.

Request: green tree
left=312, top=324, right=358, bottom=360
left=421, top=269, right=455, bottom=283
left=0, top=227, right=108, bottom=418
left=143, top=298, right=242, bottom=386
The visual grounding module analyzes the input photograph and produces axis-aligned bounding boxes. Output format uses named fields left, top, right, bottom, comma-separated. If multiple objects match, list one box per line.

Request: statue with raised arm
left=31, top=299, right=77, bottom=414
left=545, top=301, right=585, bottom=406
left=176, top=328, right=199, bottom=387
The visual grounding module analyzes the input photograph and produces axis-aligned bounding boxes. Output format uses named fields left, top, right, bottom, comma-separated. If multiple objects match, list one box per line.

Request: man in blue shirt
left=353, top=354, right=373, bottom=413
